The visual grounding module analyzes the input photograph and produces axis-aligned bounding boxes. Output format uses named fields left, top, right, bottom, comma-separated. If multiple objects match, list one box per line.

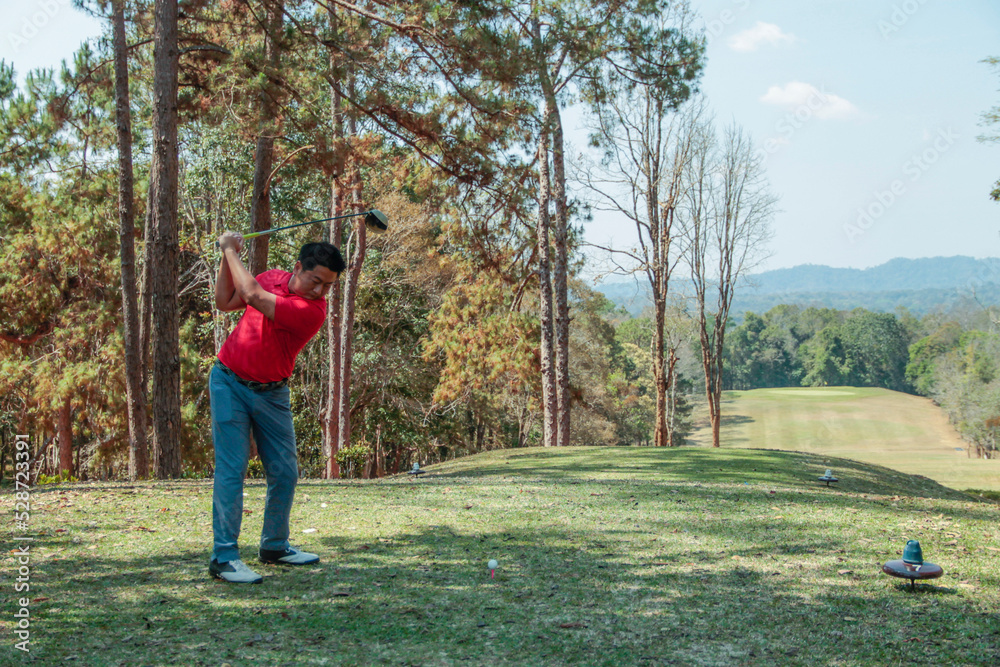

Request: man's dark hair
left=299, top=242, right=346, bottom=273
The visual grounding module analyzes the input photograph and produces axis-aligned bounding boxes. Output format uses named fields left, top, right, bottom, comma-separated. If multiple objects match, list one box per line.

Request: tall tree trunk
left=336, top=167, right=365, bottom=456
left=248, top=0, right=284, bottom=276
left=532, top=26, right=571, bottom=447
left=651, top=255, right=668, bottom=448
left=139, top=182, right=154, bottom=389
left=530, top=18, right=558, bottom=448
left=150, top=0, right=182, bottom=478
left=699, top=321, right=722, bottom=448
left=536, top=129, right=557, bottom=448
left=248, top=135, right=274, bottom=276
left=653, top=314, right=668, bottom=447
left=648, top=146, right=668, bottom=447
left=322, top=28, right=345, bottom=478
left=666, top=346, right=679, bottom=445
left=373, top=423, right=383, bottom=478
left=113, top=0, right=149, bottom=479
left=324, top=176, right=345, bottom=479
left=57, top=397, right=73, bottom=476
left=547, top=100, right=571, bottom=448
left=335, top=71, right=365, bottom=459
left=710, top=317, right=726, bottom=447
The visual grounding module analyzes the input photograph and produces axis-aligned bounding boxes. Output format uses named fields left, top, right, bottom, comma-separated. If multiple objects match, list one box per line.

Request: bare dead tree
left=582, top=93, right=706, bottom=447
left=683, top=122, right=776, bottom=447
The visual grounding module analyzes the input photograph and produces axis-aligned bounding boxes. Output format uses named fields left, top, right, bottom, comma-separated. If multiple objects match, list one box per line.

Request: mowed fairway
left=693, top=387, right=1000, bottom=491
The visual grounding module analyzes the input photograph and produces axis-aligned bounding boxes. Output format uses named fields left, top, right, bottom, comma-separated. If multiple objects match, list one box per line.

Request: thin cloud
left=761, top=81, right=860, bottom=120
left=728, top=22, right=797, bottom=52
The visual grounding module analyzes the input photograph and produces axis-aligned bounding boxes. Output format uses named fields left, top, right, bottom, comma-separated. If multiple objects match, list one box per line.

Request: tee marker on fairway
left=818, top=469, right=839, bottom=487
left=882, top=540, right=944, bottom=591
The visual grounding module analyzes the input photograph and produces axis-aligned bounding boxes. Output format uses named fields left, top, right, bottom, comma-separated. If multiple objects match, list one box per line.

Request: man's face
left=290, top=261, right=338, bottom=300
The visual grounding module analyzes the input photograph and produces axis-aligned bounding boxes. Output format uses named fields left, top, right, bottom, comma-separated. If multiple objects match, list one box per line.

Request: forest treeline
left=2, top=2, right=994, bottom=483
left=1, top=0, right=715, bottom=481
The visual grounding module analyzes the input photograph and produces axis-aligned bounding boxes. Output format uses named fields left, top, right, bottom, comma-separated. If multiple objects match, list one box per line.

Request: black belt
left=215, top=360, right=289, bottom=392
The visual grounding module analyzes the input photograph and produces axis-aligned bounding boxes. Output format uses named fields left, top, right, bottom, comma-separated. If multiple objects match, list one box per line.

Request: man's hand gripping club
left=215, top=231, right=277, bottom=321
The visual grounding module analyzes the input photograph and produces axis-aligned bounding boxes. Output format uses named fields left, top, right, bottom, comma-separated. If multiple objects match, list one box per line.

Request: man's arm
left=215, top=232, right=246, bottom=312
left=217, top=232, right=277, bottom=321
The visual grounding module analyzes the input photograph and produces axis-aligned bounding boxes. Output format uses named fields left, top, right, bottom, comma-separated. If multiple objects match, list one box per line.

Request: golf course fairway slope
left=6, top=447, right=999, bottom=666
left=689, top=386, right=1000, bottom=492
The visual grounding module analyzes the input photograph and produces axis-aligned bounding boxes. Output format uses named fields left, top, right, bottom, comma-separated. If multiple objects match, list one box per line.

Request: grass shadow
left=23, top=519, right=999, bottom=666
left=426, top=447, right=979, bottom=504
left=9, top=449, right=1000, bottom=666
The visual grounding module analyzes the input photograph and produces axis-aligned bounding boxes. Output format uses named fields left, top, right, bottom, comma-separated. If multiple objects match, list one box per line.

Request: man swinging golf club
left=208, top=230, right=346, bottom=584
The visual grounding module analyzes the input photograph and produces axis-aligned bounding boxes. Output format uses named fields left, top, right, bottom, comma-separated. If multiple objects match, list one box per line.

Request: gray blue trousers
left=209, top=365, right=298, bottom=563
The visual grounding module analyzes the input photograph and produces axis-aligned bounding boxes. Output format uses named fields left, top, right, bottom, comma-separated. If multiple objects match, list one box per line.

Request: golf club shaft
left=242, top=210, right=370, bottom=240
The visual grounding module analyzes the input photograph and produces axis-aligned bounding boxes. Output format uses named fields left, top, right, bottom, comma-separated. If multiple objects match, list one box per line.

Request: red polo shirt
left=217, top=269, right=327, bottom=383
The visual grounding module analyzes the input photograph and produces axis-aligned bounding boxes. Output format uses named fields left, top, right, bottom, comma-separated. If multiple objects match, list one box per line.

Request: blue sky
left=682, top=0, right=1000, bottom=271
left=2, top=0, right=999, bottom=272
left=580, top=0, right=1000, bottom=273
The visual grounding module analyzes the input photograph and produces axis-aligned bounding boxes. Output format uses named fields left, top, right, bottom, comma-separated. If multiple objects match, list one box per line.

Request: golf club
left=244, top=209, right=389, bottom=239
left=216, top=209, right=388, bottom=247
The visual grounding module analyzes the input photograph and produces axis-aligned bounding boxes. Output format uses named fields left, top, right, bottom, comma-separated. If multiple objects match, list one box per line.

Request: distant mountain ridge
left=745, top=256, right=1000, bottom=294
left=596, top=256, right=1000, bottom=317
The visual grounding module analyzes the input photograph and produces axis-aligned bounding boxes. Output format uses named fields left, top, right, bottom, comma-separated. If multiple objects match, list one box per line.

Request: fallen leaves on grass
left=558, top=622, right=588, bottom=629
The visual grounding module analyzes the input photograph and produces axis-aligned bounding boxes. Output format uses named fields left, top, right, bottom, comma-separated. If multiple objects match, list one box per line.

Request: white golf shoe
left=258, top=546, right=320, bottom=566
left=210, top=558, right=263, bottom=584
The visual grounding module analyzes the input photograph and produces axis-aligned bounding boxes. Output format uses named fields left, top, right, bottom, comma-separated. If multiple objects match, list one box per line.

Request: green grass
left=2, top=447, right=999, bottom=665
left=690, top=387, right=1000, bottom=492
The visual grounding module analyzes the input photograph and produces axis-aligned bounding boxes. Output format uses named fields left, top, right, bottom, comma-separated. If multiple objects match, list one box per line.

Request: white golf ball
left=487, top=559, right=498, bottom=570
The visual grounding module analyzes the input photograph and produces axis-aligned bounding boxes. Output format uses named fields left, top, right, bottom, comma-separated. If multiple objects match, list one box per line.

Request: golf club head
left=364, top=209, right=389, bottom=235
